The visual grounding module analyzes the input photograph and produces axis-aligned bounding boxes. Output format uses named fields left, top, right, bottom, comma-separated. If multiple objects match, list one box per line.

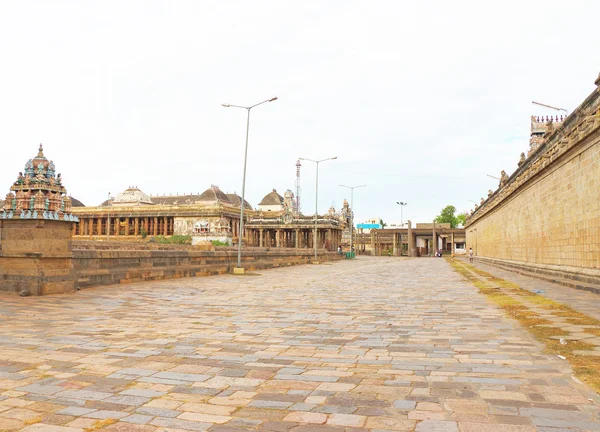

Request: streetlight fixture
left=532, top=101, right=568, bottom=115
left=299, top=156, right=337, bottom=263
left=340, top=184, right=366, bottom=257
left=222, top=96, right=278, bottom=274
left=396, top=201, right=407, bottom=226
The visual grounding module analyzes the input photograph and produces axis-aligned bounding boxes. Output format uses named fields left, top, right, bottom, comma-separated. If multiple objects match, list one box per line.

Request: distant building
left=70, top=185, right=349, bottom=251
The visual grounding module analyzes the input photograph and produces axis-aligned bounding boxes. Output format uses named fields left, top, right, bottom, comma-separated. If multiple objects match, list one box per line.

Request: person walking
left=468, top=247, right=474, bottom=263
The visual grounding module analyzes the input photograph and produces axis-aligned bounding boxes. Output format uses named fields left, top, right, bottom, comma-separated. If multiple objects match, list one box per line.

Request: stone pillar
left=125, top=217, right=130, bottom=236
left=432, top=221, right=436, bottom=255
left=153, top=217, right=158, bottom=236
left=259, top=229, right=264, bottom=248
left=163, top=217, right=168, bottom=236
left=96, top=218, right=102, bottom=236
left=451, top=232, right=455, bottom=253
left=276, top=230, right=280, bottom=248
left=134, top=218, right=139, bottom=236
left=407, top=220, right=414, bottom=257
left=370, top=231, right=375, bottom=256
left=144, top=218, right=149, bottom=234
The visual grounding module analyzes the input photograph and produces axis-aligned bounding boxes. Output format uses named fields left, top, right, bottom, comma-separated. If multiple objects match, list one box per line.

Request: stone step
left=477, top=259, right=600, bottom=296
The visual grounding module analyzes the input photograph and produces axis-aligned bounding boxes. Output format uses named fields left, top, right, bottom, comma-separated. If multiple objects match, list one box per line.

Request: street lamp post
left=299, top=157, right=337, bottom=263
left=106, top=192, right=111, bottom=239
left=340, top=184, right=366, bottom=258
left=396, top=201, right=407, bottom=226
left=222, top=97, right=278, bottom=273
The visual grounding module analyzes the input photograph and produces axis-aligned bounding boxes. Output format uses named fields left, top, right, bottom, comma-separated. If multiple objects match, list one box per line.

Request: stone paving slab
left=0, top=257, right=599, bottom=431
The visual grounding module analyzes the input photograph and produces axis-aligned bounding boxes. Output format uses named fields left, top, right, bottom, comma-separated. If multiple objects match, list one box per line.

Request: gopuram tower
left=0, top=145, right=79, bottom=295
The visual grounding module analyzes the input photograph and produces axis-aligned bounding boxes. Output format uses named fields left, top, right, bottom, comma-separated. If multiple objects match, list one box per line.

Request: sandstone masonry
left=466, top=73, right=600, bottom=281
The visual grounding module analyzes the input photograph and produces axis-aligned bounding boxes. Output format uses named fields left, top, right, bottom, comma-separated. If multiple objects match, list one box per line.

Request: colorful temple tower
left=0, top=145, right=78, bottom=295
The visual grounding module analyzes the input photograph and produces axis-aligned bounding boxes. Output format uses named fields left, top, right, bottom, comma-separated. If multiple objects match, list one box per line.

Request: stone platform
left=0, top=257, right=599, bottom=431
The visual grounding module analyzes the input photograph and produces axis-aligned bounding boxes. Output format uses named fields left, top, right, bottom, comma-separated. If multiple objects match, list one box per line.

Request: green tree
left=379, top=218, right=387, bottom=229
left=434, top=205, right=460, bottom=228
left=456, top=212, right=467, bottom=227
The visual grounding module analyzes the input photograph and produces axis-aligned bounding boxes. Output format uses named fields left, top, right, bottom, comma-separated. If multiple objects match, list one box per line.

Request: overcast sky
left=0, top=1, right=598, bottom=225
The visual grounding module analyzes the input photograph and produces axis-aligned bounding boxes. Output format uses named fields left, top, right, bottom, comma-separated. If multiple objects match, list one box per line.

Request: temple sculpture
left=498, top=170, right=509, bottom=189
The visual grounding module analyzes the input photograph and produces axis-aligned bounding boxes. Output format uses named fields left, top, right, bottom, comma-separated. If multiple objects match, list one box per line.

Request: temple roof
left=226, top=193, right=253, bottom=210
left=197, top=185, right=232, bottom=205
left=151, top=194, right=203, bottom=205
left=71, top=197, right=85, bottom=207
left=112, top=187, right=153, bottom=206
left=259, top=189, right=284, bottom=206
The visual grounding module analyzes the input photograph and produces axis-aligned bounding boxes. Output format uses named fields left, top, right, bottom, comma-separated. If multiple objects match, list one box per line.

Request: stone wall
left=0, top=220, right=76, bottom=295
left=466, top=74, right=600, bottom=279
left=74, top=248, right=343, bottom=289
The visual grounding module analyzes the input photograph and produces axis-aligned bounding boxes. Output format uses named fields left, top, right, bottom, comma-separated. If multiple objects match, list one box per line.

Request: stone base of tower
left=0, top=219, right=75, bottom=295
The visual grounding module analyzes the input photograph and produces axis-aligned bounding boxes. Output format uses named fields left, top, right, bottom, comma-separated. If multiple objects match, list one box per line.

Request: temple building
left=243, top=190, right=349, bottom=249
left=71, top=185, right=246, bottom=241
left=71, top=185, right=349, bottom=251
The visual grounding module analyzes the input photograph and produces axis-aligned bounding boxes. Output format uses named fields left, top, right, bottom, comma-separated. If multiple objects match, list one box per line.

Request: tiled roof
left=197, top=186, right=232, bottom=205
left=259, top=189, right=284, bottom=206
left=226, top=193, right=253, bottom=210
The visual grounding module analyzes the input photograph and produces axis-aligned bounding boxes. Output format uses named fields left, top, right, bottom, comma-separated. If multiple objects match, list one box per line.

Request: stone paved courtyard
left=0, top=257, right=599, bottom=432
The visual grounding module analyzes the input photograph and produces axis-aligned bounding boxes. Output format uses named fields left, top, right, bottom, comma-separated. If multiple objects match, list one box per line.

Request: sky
left=0, top=1, right=598, bottom=226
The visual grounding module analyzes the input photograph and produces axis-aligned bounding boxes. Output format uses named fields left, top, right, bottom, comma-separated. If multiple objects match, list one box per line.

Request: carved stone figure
left=56, top=173, right=62, bottom=185
left=34, top=191, right=45, bottom=211
left=518, top=152, right=526, bottom=167
left=480, top=198, right=485, bottom=205
left=499, top=170, right=509, bottom=188
left=488, top=189, right=493, bottom=198
left=24, top=160, right=34, bottom=176
left=34, top=171, right=46, bottom=182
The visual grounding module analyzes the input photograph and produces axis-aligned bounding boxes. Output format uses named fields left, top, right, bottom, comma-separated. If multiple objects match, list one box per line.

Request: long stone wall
left=465, top=74, right=600, bottom=280
left=74, top=248, right=343, bottom=289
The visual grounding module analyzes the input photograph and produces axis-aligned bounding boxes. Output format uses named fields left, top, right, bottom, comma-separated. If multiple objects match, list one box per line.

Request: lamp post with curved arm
left=222, top=97, right=278, bottom=273
left=340, top=184, right=366, bottom=257
left=299, top=157, right=337, bottom=263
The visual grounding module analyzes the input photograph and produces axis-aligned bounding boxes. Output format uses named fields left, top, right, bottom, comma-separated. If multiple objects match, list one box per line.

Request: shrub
left=153, top=235, right=192, bottom=244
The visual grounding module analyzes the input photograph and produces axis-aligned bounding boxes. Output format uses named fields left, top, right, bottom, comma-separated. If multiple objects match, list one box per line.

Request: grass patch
left=449, top=258, right=600, bottom=394
left=572, top=356, right=600, bottom=390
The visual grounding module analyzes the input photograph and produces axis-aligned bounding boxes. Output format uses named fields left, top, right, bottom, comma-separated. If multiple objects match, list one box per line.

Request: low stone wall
left=74, top=248, right=343, bottom=289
